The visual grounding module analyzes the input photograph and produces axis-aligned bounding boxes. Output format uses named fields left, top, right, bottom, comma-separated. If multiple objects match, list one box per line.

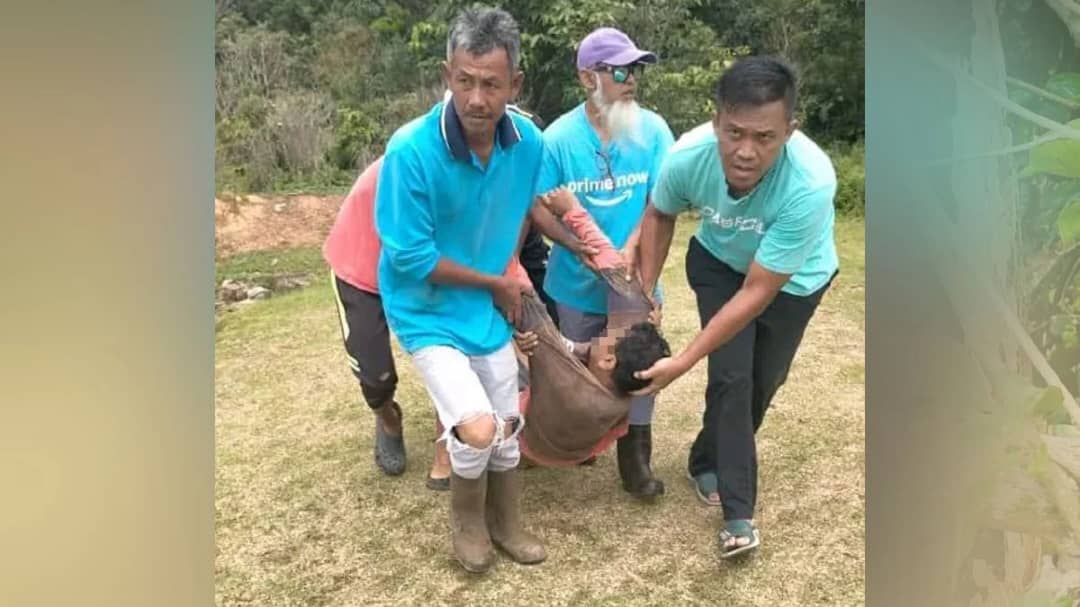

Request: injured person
left=507, top=188, right=671, bottom=490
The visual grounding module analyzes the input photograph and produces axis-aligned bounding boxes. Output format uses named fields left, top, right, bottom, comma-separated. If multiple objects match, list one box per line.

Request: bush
left=830, top=140, right=865, bottom=216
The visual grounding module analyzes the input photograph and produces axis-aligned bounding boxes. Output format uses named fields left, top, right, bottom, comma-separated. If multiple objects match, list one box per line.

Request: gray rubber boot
left=450, top=471, right=495, bottom=573
left=486, top=468, right=546, bottom=564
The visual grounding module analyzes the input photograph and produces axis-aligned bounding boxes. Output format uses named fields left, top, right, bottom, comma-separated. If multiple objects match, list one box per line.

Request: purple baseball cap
left=576, top=27, right=658, bottom=70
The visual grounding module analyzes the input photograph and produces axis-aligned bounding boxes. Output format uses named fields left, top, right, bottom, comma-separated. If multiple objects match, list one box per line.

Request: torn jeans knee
left=445, top=413, right=499, bottom=479
left=488, top=415, right=524, bottom=472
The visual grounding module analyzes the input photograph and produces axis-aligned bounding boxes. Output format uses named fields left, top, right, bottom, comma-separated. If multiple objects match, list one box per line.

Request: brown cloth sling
left=514, top=267, right=653, bottom=466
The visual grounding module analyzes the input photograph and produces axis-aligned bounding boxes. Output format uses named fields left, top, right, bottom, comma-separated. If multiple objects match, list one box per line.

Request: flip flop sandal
left=719, top=519, right=760, bottom=559
left=425, top=475, right=450, bottom=491
left=686, top=470, right=722, bottom=506
left=373, top=402, right=406, bottom=476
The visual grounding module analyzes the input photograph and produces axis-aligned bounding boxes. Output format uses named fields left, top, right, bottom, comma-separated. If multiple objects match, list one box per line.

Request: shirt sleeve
left=650, top=151, right=690, bottom=216
left=754, top=183, right=835, bottom=275
left=373, top=144, right=440, bottom=281
left=534, top=138, right=563, bottom=197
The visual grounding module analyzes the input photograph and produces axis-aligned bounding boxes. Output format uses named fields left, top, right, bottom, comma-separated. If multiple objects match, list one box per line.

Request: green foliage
left=216, top=0, right=865, bottom=193
left=830, top=141, right=865, bottom=216
left=691, top=0, right=865, bottom=143
left=328, top=107, right=382, bottom=171
left=1057, top=201, right=1080, bottom=244
left=1046, top=72, right=1080, bottom=102
left=1022, top=119, right=1080, bottom=180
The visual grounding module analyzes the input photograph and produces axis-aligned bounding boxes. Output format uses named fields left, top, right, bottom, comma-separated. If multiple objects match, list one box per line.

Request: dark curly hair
left=611, top=322, right=671, bottom=396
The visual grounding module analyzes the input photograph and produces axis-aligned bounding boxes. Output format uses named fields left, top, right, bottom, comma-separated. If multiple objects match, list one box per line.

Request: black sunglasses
left=593, top=63, right=645, bottom=84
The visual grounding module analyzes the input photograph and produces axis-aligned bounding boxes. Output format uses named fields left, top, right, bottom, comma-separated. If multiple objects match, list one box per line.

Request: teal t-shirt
left=536, top=104, right=675, bottom=314
left=651, top=122, right=838, bottom=296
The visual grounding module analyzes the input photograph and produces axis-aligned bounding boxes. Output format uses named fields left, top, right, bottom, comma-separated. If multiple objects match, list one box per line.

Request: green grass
left=216, top=246, right=328, bottom=287
left=215, top=215, right=865, bottom=606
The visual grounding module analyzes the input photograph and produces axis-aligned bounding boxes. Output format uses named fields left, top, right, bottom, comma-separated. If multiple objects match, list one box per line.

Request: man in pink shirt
left=324, top=155, right=452, bottom=488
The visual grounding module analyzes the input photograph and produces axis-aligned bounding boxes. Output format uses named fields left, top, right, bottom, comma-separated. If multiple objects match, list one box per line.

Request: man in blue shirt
left=374, top=7, right=545, bottom=573
left=535, top=27, right=676, bottom=500
left=636, top=56, right=839, bottom=558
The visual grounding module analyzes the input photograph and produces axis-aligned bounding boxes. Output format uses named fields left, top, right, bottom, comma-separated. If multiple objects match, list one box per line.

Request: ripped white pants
left=411, top=341, right=522, bottom=479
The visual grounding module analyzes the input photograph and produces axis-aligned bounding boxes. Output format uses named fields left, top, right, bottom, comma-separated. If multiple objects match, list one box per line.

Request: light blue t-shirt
left=375, top=101, right=543, bottom=355
left=651, top=122, right=838, bottom=296
left=536, top=104, right=675, bottom=314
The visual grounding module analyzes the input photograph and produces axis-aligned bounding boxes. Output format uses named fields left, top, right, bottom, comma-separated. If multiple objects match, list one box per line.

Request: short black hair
left=714, top=55, right=797, bottom=120
left=612, top=322, right=671, bottom=396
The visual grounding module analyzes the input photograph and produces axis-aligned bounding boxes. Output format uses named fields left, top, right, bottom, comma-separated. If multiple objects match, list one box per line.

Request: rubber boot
left=450, top=471, right=495, bottom=573
left=485, top=468, right=546, bottom=564
left=616, top=424, right=665, bottom=499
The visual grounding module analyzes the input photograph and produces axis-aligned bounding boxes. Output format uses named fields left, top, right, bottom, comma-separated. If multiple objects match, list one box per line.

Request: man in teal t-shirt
left=636, top=56, right=839, bottom=558
left=534, top=27, right=675, bottom=500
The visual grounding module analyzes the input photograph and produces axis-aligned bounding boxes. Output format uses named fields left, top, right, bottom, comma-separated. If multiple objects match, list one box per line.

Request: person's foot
left=719, top=519, right=760, bottom=559
left=450, top=472, right=495, bottom=573
left=616, top=425, right=664, bottom=500
left=426, top=439, right=451, bottom=491
left=375, top=400, right=402, bottom=436
left=686, top=470, right=722, bottom=506
left=373, top=401, right=406, bottom=476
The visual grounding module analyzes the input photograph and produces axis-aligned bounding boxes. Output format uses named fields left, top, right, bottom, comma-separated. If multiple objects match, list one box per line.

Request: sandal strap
left=691, top=471, right=719, bottom=493
left=722, top=519, right=755, bottom=538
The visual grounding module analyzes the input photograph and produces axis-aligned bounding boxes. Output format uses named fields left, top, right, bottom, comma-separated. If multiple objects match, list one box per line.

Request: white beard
left=591, top=77, right=644, bottom=148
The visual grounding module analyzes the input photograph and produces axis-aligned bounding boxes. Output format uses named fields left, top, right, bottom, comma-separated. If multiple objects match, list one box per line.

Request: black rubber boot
left=616, top=424, right=664, bottom=500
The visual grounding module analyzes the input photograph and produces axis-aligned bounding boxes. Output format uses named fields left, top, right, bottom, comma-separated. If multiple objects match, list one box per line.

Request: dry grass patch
left=216, top=215, right=865, bottom=606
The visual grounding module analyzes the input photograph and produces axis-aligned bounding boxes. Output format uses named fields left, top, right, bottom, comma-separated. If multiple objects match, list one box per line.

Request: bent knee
left=360, top=374, right=396, bottom=408
left=454, top=415, right=497, bottom=449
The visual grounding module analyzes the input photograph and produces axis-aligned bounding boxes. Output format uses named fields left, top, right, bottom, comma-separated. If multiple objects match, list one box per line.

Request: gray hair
left=446, top=6, right=521, bottom=73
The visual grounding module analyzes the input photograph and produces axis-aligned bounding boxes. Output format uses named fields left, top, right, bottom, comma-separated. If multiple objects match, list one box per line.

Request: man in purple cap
left=533, top=26, right=675, bottom=500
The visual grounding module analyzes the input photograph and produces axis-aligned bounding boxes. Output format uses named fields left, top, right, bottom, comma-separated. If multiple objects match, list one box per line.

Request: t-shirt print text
left=699, top=206, right=765, bottom=235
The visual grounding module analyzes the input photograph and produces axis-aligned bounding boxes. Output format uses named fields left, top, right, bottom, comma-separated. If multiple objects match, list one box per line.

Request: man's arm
left=375, top=145, right=527, bottom=323
left=632, top=113, right=676, bottom=283
left=529, top=201, right=601, bottom=271
left=539, top=188, right=623, bottom=269
left=631, top=263, right=788, bottom=394
left=619, top=223, right=643, bottom=282
left=638, top=145, right=688, bottom=304
left=637, top=203, right=676, bottom=302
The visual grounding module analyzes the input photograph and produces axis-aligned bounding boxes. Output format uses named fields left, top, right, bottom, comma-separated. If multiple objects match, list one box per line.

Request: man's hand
left=648, top=303, right=663, bottom=327
left=514, top=330, right=540, bottom=356
left=490, top=274, right=527, bottom=326
left=630, top=356, right=691, bottom=396
left=538, top=187, right=579, bottom=217
left=644, top=292, right=662, bottom=327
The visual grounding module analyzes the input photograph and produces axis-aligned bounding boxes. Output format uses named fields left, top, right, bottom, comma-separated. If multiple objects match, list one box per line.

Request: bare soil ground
left=215, top=193, right=344, bottom=257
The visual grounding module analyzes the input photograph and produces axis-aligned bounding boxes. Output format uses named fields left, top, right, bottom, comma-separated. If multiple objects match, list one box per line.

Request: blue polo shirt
left=375, top=101, right=543, bottom=355
left=536, top=103, right=675, bottom=314
left=652, top=123, right=838, bottom=296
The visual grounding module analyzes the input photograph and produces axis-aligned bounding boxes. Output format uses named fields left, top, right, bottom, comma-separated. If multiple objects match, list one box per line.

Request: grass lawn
left=215, top=215, right=865, bottom=606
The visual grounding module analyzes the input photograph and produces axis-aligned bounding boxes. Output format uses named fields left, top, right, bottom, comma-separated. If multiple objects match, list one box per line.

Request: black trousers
left=685, top=237, right=833, bottom=521
left=330, top=273, right=397, bottom=409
